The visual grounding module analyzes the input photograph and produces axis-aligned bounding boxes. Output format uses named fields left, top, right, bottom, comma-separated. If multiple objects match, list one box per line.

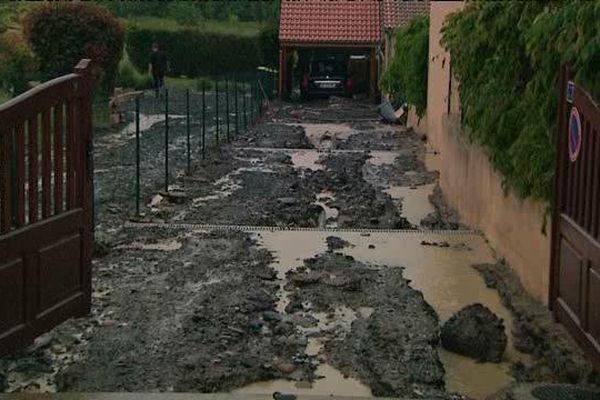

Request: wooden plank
left=593, top=128, right=600, bottom=239
left=28, top=115, right=39, bottom=224
left=41, top=109, right=52, bottom=219
left=53, top=104, right=63, bottom=215
left=584, top=122, right=596, bottom=234
left=15, top=123, right=25, bottom=227
left=0, top=132, right=11, bottom=233
left=66, top=101, right=75, bottom=210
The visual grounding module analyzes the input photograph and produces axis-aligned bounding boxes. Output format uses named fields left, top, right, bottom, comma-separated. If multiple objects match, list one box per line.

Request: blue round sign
left=569, top=106, right=582, bottom=162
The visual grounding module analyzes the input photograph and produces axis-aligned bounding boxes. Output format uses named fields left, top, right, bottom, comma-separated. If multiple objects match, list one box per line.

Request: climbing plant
left=381, top=16, right=429, bottom=118
left=441, top=0, right=600, bottom=202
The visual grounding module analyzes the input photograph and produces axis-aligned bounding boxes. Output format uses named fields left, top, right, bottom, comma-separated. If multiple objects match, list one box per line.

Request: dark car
left=301, top=59, right=352, bottom=99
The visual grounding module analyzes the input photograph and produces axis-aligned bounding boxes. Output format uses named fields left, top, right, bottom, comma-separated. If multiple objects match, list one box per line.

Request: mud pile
left=473, top=262, right=599, bottom=385
left=272, top=97, right=378, bottom=123
left=234, top=123, right=315, bottom=149
left=284, top=252, right=459, bottom=399
left=55, top=229, right=316, bottom=391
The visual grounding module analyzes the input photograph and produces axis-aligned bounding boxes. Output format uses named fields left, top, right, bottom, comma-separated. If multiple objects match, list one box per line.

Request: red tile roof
left=383, top=0, right=430, bottom=30
left=279, top=0, right=381, bottom=45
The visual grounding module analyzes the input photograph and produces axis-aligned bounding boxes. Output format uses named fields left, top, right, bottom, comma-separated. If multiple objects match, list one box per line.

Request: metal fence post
left=164, top=88, right=169, bottom=192
left=186, top=88, right=191, bottom=174
left=135, top=96, right=141, bottom=217
left=215, top=79, right=219, bottom=147
left=202, top=82, right=206, bottom=160
left=234, top=77, right=239, bottom=136
left=243, top=81, right=247, bottom=130
left=226, top=78, right=230, bottom=142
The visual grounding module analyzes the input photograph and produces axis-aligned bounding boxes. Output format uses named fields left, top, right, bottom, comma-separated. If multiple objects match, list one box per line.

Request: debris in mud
left=51, top=229, right=317, bottom=392
left=235, top=123, right=315, bottom=149
left=441, top=304, right=507, bottom=363
left=325, top=236, right=351, bottom=251
left=316, top=152, right=414, bottom=229
left=473, top=263, right=599, bottom=385
left=488, top=383, right=600, bottom=400
left=284, top=252, right=455, bottom=399
left=420, top=240, right=451, bottom=248
left=421, top=185, right=467, bottom=230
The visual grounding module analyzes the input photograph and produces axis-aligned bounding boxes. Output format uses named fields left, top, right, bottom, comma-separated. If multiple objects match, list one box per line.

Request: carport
left=278, top=1, right=381, bottom=100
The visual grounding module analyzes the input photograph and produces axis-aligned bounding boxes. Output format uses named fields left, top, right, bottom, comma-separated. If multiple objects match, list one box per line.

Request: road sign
left=569, top=106, right=582, bottom=162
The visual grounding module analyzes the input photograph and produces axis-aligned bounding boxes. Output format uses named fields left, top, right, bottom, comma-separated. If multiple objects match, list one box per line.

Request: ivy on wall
left=441, top=1, right=600, bottom=202
left=381, top=16, right=429, bottom=118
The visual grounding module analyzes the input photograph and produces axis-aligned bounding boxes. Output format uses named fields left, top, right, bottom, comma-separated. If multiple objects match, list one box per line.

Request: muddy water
left=296, top=123, right=354, bottom=150
left=367, top=151, right=398, bottom=166
left=246, top=230, right=526, bottom=400
left=290, top=150, right=324, bottom=171
left=385, top=184, right=436, bottom=226
left=234, top=232, right=372, bottom=397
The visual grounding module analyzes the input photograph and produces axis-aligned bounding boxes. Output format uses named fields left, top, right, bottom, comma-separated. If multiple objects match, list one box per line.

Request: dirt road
left=0, top=97, right=594, bottom=399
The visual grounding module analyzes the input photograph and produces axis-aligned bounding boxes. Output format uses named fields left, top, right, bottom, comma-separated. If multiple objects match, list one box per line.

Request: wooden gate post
left=74, top=59, right=94, bottom=314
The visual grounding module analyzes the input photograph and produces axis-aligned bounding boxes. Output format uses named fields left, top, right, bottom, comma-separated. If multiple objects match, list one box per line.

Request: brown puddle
left=239, top=230, right=528, bottom=400
left=384, top=184, right=436, bottom=226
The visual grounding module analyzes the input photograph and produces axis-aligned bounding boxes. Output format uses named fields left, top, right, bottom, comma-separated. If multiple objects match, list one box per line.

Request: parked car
left=301, top=59, right=352, bottom=99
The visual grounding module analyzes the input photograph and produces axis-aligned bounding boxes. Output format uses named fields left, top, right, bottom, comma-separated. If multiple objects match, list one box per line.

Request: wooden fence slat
left=53, top=104, right=63, bottom=214
left=584, top=121, right=594, bottom=233
left=41, top=109, right=52, bottom=218
left=66, top=101, right=75, bottom=209
left=593, top=128, right=600, bottom=239
left=15, top=123, right=25, bottom=227
left=28, top=115, right=39, bottom=224
left=0, top=132, right=10, bottom=233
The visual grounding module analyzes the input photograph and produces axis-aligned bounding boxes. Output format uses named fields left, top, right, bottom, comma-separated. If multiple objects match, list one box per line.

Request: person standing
left=149, top=42, right=168, bottom=98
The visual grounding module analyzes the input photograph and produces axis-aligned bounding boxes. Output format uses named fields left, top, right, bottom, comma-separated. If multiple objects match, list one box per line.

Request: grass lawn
left=124, top=16, right=262, bottom=37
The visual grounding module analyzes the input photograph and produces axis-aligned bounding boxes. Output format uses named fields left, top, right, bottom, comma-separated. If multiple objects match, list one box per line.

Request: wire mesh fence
left=94, top=74, right=269, bottom=223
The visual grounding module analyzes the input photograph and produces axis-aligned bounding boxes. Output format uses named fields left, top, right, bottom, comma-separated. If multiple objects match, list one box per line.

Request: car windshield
left=310, top=61, right=345, bottom=76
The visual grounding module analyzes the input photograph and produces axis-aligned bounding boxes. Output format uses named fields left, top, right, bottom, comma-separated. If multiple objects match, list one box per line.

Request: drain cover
left=532, top=384, right=600, bottom=400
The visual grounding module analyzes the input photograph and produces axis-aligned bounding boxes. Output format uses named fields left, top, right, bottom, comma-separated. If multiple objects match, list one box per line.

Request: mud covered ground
left=3, top=96, right=591, bottom=398
left=284, top=252, right=452, bottom=398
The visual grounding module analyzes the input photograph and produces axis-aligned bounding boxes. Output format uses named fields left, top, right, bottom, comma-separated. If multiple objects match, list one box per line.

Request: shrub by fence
left=441, top=1, right=600, bottom=202
left=126, top=26, right=262, bottom=78
left=381, top=16, right=429, bottom=118
left=23, top=3, right=125, bottom=90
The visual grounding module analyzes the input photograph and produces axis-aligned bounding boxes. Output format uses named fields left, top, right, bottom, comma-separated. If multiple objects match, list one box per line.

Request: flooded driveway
left=0, top=97, right=593, bottom=399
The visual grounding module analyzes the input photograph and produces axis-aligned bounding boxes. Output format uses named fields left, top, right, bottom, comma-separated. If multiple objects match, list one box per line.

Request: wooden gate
left=551, top=66, right=600, bottom=367
left=0, top=60, right=94, bottom=356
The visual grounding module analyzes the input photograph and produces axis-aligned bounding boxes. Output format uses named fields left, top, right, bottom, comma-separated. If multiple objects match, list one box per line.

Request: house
left=278, top=0, right=381, bottom=100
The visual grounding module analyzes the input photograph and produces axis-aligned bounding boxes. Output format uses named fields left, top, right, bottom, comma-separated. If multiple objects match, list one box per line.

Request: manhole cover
left=532, top=385, right=600, bottom=400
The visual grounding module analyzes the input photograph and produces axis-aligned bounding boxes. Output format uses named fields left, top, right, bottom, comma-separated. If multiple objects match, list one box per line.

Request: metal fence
left=120, top=75, right=268, bottom=219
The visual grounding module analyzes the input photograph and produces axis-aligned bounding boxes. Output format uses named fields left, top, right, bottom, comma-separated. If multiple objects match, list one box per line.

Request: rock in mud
left=441, top=303, right=507, bottom=363
left=263, top=311, right=283, bottom=322
left=326, top=236, right=351, bottom=251
left=473, top=262, right=598, bottom=385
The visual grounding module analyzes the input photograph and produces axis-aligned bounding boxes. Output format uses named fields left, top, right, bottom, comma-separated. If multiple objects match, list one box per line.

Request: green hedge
left=380, top=16, right=429, bottom=118
left=441, top=1, right=600, bottom=202
left=126, top=26, right=262, bottom=78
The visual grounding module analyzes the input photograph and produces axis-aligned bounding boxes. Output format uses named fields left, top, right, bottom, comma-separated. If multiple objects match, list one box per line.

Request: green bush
left=115, top=52, right=152, bottom=90
left=381, top=16, right=429, bottom=118
left=23, top=3, right=125, bottom=90
left=441, top=1, right=600, bottom=201
left=259, top=23, right=279, bottom=68
left=126, top=23, right=263, bottom=78
left=0, top=27, right=37, bottom=96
